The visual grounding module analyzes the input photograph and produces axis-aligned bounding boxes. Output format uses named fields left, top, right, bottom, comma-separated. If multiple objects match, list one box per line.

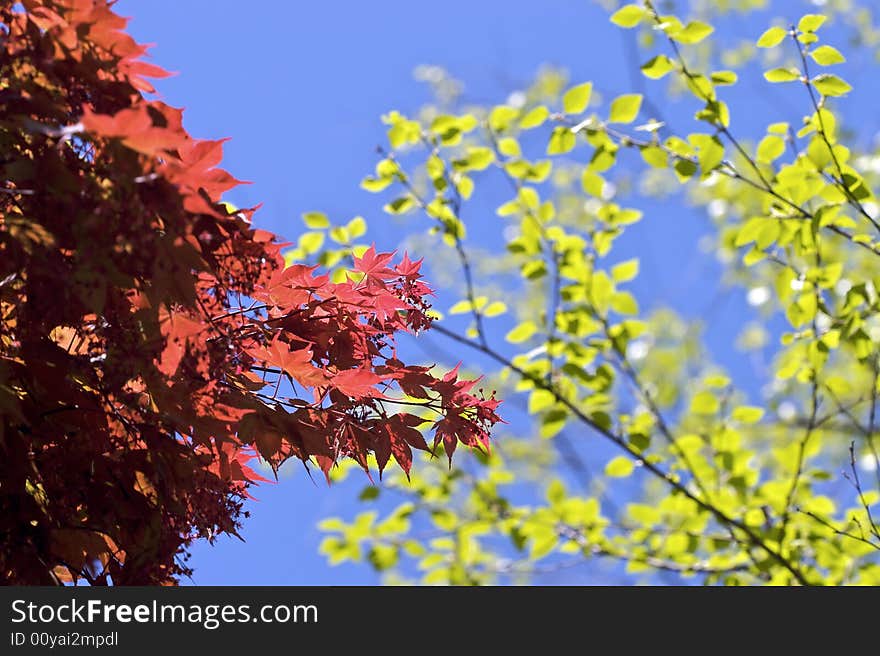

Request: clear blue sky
left=115, top=0, right=875, bottom=584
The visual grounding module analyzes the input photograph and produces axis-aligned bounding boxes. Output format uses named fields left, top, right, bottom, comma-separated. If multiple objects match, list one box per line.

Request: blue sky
left=114, top=0, right=874, bottom=584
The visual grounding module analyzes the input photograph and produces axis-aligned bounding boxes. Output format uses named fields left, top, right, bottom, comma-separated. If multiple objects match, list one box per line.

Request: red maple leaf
left=353, top=244, right=397, bottom=279
left=331, top=367, right=382, bottom=399
left=248, top=338, right=325, bottom=388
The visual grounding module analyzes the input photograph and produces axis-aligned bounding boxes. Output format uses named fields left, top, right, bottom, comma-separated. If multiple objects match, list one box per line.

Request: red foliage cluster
left=0, top=0, right=501, bottom=584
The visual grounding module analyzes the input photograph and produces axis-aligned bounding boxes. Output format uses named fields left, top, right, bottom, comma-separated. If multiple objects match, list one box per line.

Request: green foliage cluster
left=304, top=0, right=880, bottom=585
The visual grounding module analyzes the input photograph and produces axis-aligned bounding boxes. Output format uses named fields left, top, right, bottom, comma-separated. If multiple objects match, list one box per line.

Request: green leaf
left=563, top=82, right=593, bottom=114
left=302, top=211, right=330, bottom=229
left=581, top=169, right=605, bottom=197
left=812, top=73, right=852, bottom=97
left=519, top=106, right=549, bottom=129
left=449, top=299, right=472, bottom=315
left=383, top=196, right=416, bottom=215
left=528, top=389, right=556, bottom=415
left=468, top=146, right=495, bottom=170
left=640, top=145, right=668, bottom=168
left=454, top=146, right=495, bottom=171
left=346, top=216, right=367, bottom=239
left=546, top=479, right=566, bottom=505
left=691, top=390, right=720, bottom=415
left=641, top=55, right=675, bottom=80
left=540, top=409, right=568, bottom=439
left=529, top=526, right=558, bottom=560
left=757, top=26, right=787, bottom=48
left=605, top=456, right=635, bottom=478
left=757, top=135, right=786, bottom=164
left=810, top=45, right=845, bottom=66
left=384, top=111, right=421, bottom=148
left=703, top=374, right=730, bottom=388
left=506, top=321, right=537, bottom=343
left=497, top=137, right=521, bottom=157
left=489, top=105, right=520, bottom=132
left=611, top=258, right=639, bottom=282
left=673, top=158, right=698, bottom=181
left=672, top=21, right=714, bottom=45
left=329, top=226, right=350, bottom=244
left=611, top=292, right=639, bottom=315
left=689, top=133, right=724, bottom=176
left=608, top=94, right=643, bottom=124
left=358, top=486, right=380, bottom=501
left=798, top=14, right=827, bottom=33
left=710, top=70, right=738, bottom=86
left=547, top=126, right=576, bottom=155
left=521, top=259, right=547, bottom=279
left=298, top=231, right=324, bottom=254
left=483, top=301, right=507, bottom=317
left=361, top=175, right=392, bottom=192
left=610, top=4, right=645, bottom=28
left=764, top=67, right=800, bottom=83
left=732, top=406, right=765, bottom=424
left=317, top=517, right=346, bottom=532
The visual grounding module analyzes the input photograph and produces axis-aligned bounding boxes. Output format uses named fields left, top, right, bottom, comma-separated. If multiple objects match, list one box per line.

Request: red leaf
left=249, top=339, right=325, bottom=388
left=331, top=368, right=381, bottom=399
left=353, top=244, right=397, bottom=279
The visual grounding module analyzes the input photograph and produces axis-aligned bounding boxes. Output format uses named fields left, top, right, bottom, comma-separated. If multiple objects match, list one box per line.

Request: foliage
left=0, top=0, right=499, bottom=585
left=315, top=0, right=880, bottom=585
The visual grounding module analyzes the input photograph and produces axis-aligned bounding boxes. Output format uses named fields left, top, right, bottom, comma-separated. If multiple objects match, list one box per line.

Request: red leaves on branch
left=0, top=1, right=501, bottom=585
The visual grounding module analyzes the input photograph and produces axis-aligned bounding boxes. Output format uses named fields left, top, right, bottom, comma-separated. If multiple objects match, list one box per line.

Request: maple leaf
left=353, top=244, right=397, bottom=280
left=247, top=338, right=325, bottom=388
left=331, top=367, right=382, bottom=399
left=386, top=413, right=429, bottom=477
left=394, top=251, right=424, bottom=279
left=157, top=307, right=204, bottom=375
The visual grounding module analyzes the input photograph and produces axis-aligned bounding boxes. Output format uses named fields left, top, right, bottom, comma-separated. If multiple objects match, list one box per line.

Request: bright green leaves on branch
left=361, top=157, right=402, bottom=192
left=383, top=110, right=421, bottom=148
left=797, top=14, right=827, bottom=45
left=451, top=296, right=506, bottom=319
left=759, top=16, right=826, bottom=53
left=325, top=6, right=880, bottom=588
left=430, top=113, right=478, bottom=146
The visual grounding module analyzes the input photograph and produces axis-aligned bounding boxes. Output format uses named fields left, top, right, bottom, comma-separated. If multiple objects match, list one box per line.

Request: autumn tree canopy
left=0, top=0, right=500, bottom=585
